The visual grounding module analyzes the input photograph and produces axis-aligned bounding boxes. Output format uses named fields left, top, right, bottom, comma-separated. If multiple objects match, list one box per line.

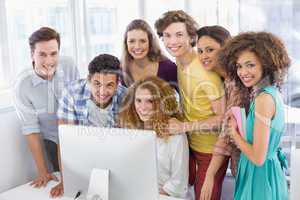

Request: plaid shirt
left=213, top=78, right=243, bottom=176
left=57, top=79, right=126, bottom=127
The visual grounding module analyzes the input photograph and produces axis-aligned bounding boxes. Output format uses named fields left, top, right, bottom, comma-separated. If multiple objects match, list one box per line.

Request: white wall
left=291, top=148, right=300, bottom=200
left=0, top=108, right=36, bottom=193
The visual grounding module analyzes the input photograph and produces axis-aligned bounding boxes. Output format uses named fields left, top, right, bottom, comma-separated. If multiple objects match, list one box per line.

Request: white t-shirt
left=87, top=99, right=112, bottom=127
left=157, top=134, right=189, bottom=198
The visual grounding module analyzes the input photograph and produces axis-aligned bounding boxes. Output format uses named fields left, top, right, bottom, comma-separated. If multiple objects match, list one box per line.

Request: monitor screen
left=59, top=125, right=159, bottom=200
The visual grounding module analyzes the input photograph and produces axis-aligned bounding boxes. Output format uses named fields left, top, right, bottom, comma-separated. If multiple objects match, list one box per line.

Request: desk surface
left=0, top=180, right=182, bottom=200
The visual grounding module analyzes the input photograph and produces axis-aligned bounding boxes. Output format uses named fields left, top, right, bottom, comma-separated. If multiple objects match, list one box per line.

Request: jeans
left=44, top=139, right=59, bottom=172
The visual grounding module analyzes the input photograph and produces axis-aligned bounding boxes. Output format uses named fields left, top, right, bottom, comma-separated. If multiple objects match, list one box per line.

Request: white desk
left=0, top=180, right=182, bottom=200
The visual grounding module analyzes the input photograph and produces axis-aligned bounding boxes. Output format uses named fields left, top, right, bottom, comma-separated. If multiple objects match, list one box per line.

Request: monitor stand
left=86, top=168, right=109, bottom=200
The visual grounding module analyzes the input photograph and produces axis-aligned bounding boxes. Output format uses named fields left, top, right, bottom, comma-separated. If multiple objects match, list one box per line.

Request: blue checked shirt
left=57, top=79, right=126, bottom=127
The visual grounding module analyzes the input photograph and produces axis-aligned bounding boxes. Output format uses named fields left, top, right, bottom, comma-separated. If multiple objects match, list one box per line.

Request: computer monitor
left=59, top=125, right=159, bottom=200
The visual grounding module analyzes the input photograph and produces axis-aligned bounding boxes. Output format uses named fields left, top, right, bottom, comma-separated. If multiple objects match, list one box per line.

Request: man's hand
left=50, top=181, right=64, bottom=198
left=30, top=172, right=58, bottom=188
left=167, top=118, right=186, bottom=135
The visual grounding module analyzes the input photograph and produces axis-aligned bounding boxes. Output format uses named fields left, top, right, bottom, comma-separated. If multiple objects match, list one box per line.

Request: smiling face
left=134, top=87, right=155, bottom=122
left=236, top=50, right=263, bottom=88
left=161, top=22, right=193, bottom=59
left=89, top=73, right=118, bottom=108
left=197, top=36, right=221, bottom=70
left=126, top=29, right=150, bottom=60
left=31, top=39, right=59, bottom=80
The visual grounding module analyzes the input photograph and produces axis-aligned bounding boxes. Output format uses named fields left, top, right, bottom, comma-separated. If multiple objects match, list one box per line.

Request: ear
left=30, top=50, right=34, bottom=60
left=190, top=36, right=196, bottom=47
left=87, top=74, right=92, bottom=81
left=30, top=51, right=35, bottom=68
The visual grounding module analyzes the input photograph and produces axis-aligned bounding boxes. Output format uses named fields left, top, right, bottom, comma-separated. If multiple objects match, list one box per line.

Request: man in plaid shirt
left=51, top=53, right=126, bottom=197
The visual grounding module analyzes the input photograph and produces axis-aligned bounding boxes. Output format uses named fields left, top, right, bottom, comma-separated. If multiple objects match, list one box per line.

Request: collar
left=176, top=50, right=198, bottom=71
left=81, top=80, right=93, bottom=100
left=31, top=71, right=48, bottom=87
left=31, top=67, right=64, bottom=87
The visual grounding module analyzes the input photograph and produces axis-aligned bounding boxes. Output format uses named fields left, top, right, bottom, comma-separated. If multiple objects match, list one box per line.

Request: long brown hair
left=121, top=19, right=165, bottom=86
left=118, top=76, right=182, bottom=139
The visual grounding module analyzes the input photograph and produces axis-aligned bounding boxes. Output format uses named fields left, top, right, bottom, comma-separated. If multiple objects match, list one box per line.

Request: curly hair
left=218, top=32, right=291, bottom=94
left=88, top=53, right=122, bottom=80
left=121, top=19, right=165, bottom=86
left=118, top=76, right=182, bottom=139
left=154, top=10, right=199, bottom=47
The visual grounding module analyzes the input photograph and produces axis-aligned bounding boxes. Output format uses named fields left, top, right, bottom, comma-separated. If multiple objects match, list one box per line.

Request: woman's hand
left=159, top=188, right=170, bottom=196
left=167, top=118, right=186, bottom=135
left=200, top=173, right=214, bottom=200
left=228, top=116, right=238, bottom=135
left=226, top=113, right=242, bottom=147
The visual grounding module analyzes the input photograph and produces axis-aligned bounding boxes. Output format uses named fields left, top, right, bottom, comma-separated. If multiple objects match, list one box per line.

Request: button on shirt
left=14, top=57, right=79, bottom=144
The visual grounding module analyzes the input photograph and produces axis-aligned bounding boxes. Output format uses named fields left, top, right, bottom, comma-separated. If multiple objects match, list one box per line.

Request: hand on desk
left=159, top=188, right=170, bottom=196
left=30, top=172, right=59, bottom=188
left=50, top=182, right=64, bottom=198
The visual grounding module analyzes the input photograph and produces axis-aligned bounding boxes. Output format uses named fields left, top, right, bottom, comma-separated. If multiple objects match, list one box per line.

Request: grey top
left=14, top=56, right=79, bottom=143
left=87, top=99, right=112, bottom=127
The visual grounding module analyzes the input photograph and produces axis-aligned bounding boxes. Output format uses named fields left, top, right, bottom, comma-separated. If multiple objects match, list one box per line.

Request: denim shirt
left=14, top=56, right=79, bottom=143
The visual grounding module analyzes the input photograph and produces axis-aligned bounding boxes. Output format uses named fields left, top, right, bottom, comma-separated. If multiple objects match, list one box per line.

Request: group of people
left=15, top=9, right=290, bottom=200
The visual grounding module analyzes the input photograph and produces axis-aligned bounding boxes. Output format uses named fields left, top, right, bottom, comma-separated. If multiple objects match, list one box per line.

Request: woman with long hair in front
left=118, top=76, right=189, bottom=199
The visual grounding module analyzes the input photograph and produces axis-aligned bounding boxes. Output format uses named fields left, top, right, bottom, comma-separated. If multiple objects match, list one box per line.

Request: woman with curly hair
left=219, top=32, right=290, bottom=200
left=121, top=19, right=177, bottom=90
left=118, top=76, right=189, bottom=198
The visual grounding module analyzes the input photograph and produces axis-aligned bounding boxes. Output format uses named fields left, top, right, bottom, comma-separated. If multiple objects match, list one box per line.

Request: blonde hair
left=121, top=19, right=165, bottom=86
left=118, top=76, right=182, bottom=139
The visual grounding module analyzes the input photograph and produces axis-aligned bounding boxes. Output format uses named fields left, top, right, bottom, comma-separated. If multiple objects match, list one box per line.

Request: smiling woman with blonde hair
left=118, top=76, right=189, bottom=198
left=121, top=19, right=178, bottom=90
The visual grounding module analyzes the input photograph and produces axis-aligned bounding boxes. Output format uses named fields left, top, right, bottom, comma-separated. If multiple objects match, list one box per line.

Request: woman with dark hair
left=219, top=32, right=289, bottom=200
left=121, top=19, right=177, bottom=90
left=118, top=76, right=189, bottom=198
left=196, top=25, right=246, bottom=200
left=197, top=25, right=230, bottom=71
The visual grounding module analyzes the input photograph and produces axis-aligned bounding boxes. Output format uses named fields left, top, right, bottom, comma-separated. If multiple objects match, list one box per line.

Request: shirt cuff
left=22, top=126, right=40, bottom=135
left=162, top=181, right=187, bottom=198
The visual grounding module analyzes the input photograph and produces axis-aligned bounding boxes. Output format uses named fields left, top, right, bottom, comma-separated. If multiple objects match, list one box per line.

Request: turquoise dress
left=234, top=86, right=288, bottom=200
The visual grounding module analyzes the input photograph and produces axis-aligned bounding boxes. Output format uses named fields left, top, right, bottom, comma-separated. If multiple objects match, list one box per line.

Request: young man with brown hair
left=155, top=10, right=228, bottom=200
left=15, top=27, right=79, bottom=190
